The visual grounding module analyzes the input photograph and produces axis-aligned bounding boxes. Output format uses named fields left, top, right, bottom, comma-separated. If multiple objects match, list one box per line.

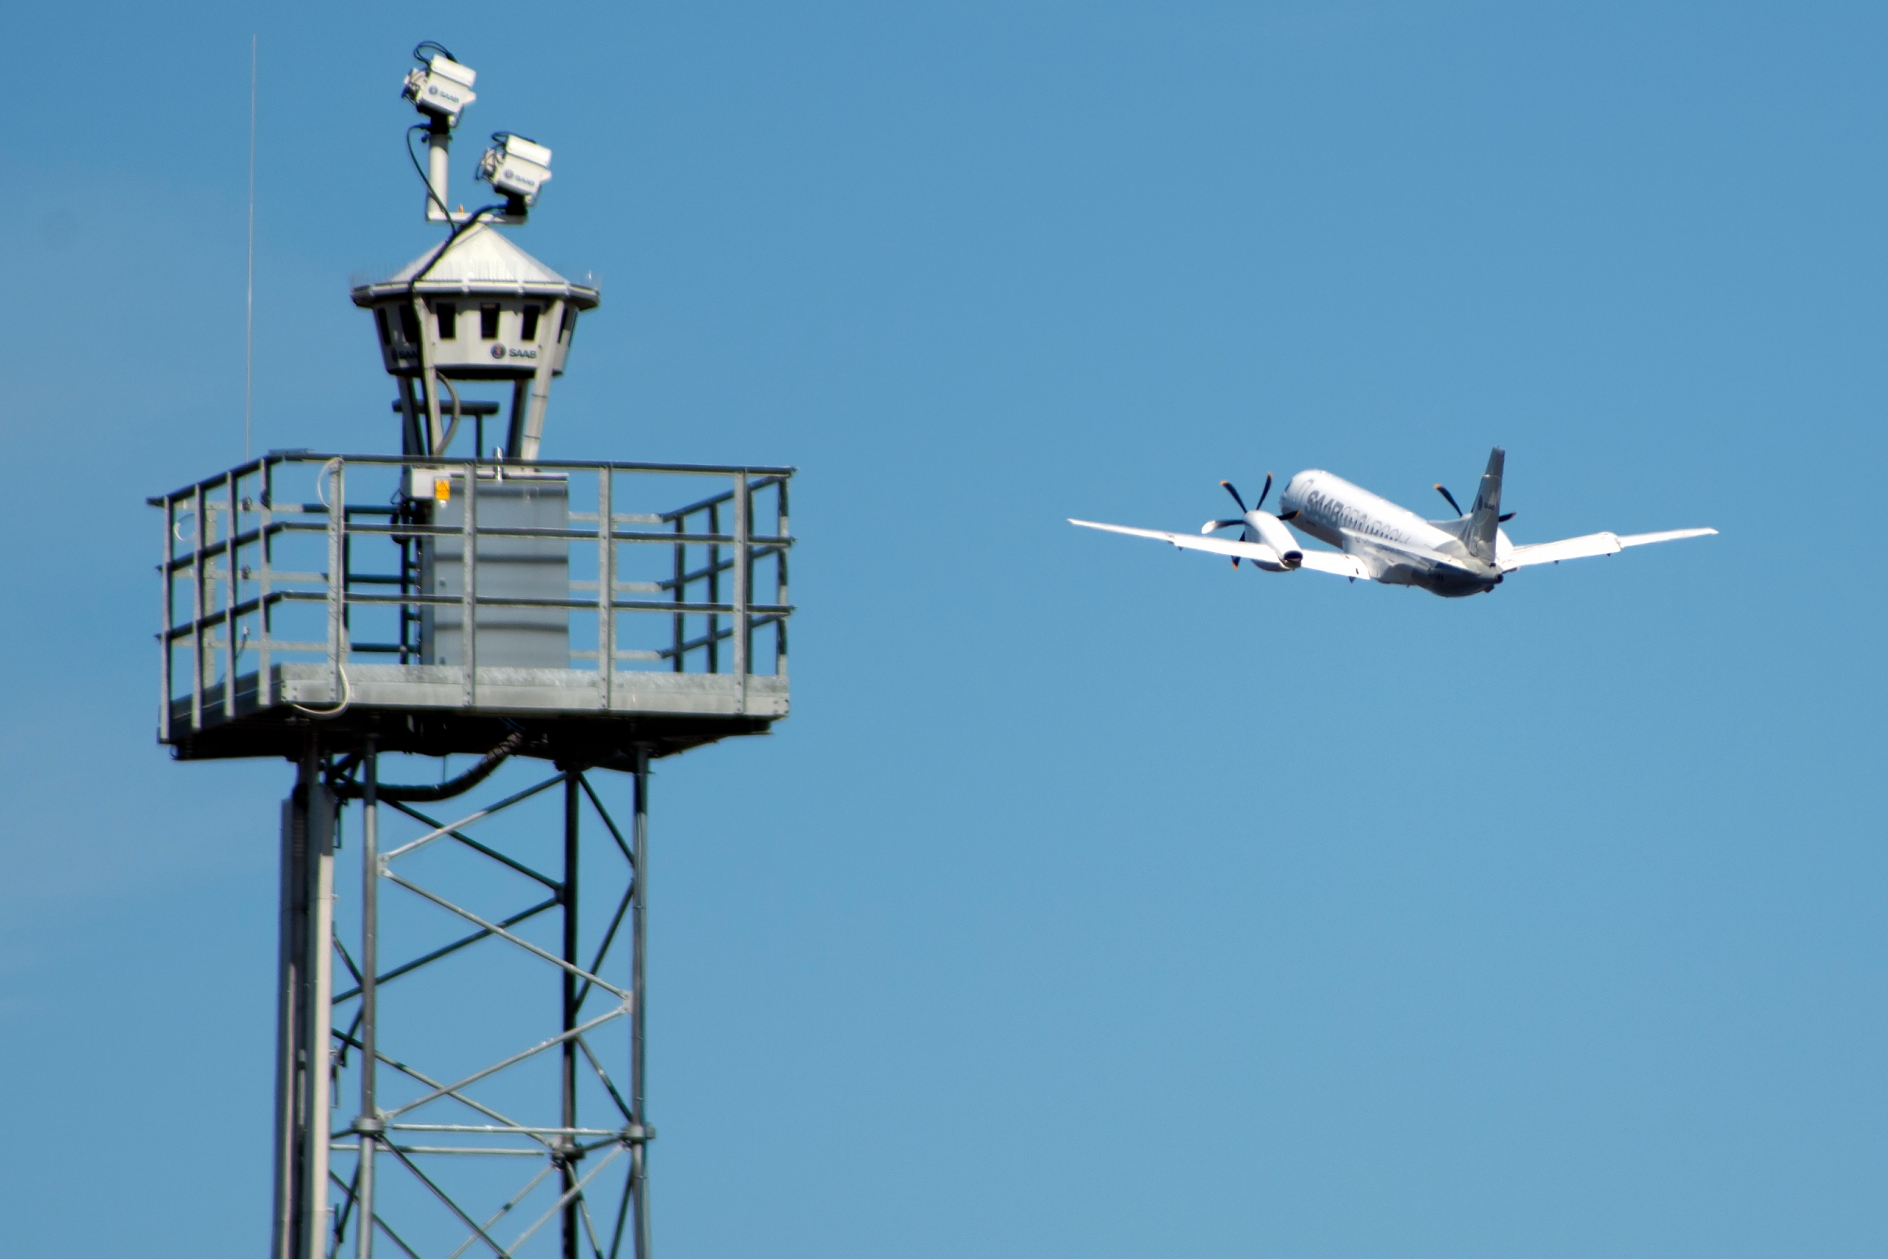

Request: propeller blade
left=1498, top=511, right=1515, bottom=522
left=1219, top=480, right=1247, bottom=512
left=1278, top=509, right=1299, bottom=521
left=1255, top=472, right=1274, bottom=512
left=1434, top=484, right=1463, bottom=515
left=1201, top=519, right=1245, bottom=533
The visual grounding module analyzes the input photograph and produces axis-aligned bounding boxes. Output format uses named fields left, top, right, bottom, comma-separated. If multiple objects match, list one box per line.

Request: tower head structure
left=351, top=225, right=600, bottom=461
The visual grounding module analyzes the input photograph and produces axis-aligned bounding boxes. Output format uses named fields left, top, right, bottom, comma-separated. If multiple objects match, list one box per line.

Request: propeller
left=1222, top=473, right=1272, bottom=514
left=1212, top=474, right=1275, bottom=567
left=1437, top=483, right=1515, bottom=523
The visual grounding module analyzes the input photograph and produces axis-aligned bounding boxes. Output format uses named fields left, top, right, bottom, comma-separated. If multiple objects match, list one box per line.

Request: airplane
left=1069, top=447, right=1715, bottom=598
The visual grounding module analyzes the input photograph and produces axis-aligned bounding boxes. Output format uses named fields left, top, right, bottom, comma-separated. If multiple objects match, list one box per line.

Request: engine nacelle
left=1245, top=510, right=1303, bottom=569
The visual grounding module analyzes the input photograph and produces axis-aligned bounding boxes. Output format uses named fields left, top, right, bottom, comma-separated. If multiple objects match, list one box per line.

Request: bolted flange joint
left=620, top=1122, right=656, bottom=1145
left=353, top=1116, right=386, bottom=1136
left=550, top=1139, right=584, bottom=1164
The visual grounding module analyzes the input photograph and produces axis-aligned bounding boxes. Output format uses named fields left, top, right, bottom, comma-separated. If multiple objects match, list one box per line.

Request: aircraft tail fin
left=1465, top=447, right=1504, bottom=562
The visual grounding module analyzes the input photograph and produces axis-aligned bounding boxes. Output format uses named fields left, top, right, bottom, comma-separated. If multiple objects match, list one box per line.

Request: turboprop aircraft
left=1070, top=447, right=1715, bottom=598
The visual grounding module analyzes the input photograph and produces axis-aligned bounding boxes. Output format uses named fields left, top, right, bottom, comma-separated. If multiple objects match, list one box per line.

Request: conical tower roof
left=350, top=222, right=600, bottom=307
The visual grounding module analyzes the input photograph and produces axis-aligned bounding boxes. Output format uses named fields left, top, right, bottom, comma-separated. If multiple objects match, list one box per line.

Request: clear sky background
left=2, top=2, right=1884, bottom=1255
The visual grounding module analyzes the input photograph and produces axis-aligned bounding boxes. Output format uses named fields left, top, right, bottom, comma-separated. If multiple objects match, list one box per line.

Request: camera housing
left=477, top=134, right=554, bottom=210
left=401, top=53, right=478, bottom=126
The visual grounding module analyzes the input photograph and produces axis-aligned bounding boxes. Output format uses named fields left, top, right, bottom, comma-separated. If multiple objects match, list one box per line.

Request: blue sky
left=2, top=2, right=1884, bottom=1254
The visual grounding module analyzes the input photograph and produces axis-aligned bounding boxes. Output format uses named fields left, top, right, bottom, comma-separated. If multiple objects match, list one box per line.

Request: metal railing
left=154, top=452, right=794, bottom=736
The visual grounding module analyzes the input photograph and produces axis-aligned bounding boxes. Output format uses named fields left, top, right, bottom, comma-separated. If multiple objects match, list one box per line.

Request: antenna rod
left=244, top=33, right=257, bottom=461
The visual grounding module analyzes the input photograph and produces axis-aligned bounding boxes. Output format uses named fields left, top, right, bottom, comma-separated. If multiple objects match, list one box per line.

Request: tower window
left=397, top=304, right=420, bottom=344
left=520, top=304, right=541, bottom=341
left=436, top=302, right=457, bottom=340
left=480, top=304, right=501, bottom=339
left=373, top=307, right=390, bottom=346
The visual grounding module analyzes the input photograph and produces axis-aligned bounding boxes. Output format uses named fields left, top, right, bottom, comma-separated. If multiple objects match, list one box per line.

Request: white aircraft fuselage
left=1278, top=469, right=1502, bottom=597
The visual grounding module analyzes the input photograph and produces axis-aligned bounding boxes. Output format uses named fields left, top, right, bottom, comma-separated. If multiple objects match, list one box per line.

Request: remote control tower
left=153, top=43, right=793, bottom=1259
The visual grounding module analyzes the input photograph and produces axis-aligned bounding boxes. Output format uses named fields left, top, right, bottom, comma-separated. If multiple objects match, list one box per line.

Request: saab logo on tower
left=489, top=345, right=539, bottom=361
left=490, top=343, right=506, bottom=360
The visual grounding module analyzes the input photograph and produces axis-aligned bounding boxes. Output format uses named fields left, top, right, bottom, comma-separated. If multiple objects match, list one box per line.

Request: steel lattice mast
left=156, top=43, right=794, bottom=1259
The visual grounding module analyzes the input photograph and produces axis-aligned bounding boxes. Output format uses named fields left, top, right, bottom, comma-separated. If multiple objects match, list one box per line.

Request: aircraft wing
left=1069, top=519, right=1282, bottom=564
left=1294, top=549, right=1372, bottom=579
left=1501, top=527, right=1717, bottom=571
left=1068, top=519, right=1370, bottom=579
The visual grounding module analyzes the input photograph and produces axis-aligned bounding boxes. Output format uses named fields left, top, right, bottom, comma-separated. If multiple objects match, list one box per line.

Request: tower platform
left=155, top=451, right=794, bottom=765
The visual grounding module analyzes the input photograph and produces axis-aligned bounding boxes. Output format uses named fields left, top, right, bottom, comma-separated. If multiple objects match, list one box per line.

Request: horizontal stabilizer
left=1502, top=526, right=1716, bottom=571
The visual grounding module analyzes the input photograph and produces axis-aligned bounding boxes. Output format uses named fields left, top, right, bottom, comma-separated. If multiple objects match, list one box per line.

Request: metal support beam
left=505, top=379, right=531, bottom=461
left=631, top=745, right=652, bottom=1259
left=271, top=747, right=311, bottom=1259
left=355, top=738, right=381, bottom=1259
left=272, top=740, right=336, bottom=1259
left=306, top=770, right=336, bottom=1259
left=563, top=768, right=582, bottom=1259
left=424, top=118, right=452, bottom=222
left=515, top=299, right=565, bottom=461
